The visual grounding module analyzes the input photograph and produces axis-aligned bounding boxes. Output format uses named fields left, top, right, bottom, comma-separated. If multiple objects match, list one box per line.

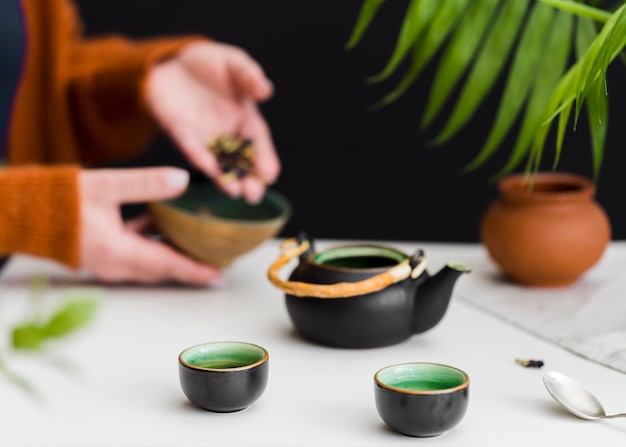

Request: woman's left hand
left=145, top=40, right=281, bottom=204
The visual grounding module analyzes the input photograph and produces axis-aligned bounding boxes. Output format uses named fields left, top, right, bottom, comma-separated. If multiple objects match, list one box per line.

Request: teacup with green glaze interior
left=374, top=362, right=470, bottom=437
left=178, top=341, right=269, bottom=412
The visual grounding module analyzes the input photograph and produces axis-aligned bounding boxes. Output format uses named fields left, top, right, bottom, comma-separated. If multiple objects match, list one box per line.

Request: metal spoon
left=543, top=371, right=626, bottom=420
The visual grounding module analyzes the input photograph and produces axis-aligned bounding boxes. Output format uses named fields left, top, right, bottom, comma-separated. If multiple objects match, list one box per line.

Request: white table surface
left=0, top=239, right=625, bottom=447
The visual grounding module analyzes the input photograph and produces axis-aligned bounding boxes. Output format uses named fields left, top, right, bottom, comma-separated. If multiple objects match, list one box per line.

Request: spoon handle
left=604, top=413, right=626, bottom=419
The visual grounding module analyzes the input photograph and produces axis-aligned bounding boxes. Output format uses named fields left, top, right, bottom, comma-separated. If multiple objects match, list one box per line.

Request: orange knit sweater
left=1, top=0, right=200, bottom=268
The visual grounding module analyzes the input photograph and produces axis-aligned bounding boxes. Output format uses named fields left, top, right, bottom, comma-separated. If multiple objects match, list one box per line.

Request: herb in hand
left=208, top=134, right=255, bottom=181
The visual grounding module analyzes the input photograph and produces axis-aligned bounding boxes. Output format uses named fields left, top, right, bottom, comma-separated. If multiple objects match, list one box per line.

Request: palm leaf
left=527, top=65, right=578, bottom=172
left=586, top=76, right=608, bottom=181
left=495, top=8, right=573, bottom=178
left=531, top=3, right=626, bottom=173
left=370, top=0, right=470, bottom=108
left=347, top=0, right=626, bottom=177
left=367, top=0, right=438, bottom=83
left=464, top=1, right=556, bottom=171
left=421, top=0, right=500, bottom=129
left=431, top=0, right=530, bottom=145
left=345, top=0, right=386, bottom=50
left=562, top=16, right=602, bottom=175
left=572, top=5, right=625, bottom=124
left=540, top=0, right=612, bottom=21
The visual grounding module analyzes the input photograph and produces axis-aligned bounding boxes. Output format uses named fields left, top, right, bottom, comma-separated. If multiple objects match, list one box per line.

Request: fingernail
left=166, top=169, right=189, bottom=190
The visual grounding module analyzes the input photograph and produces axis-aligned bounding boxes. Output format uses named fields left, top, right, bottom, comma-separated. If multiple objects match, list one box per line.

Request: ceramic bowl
left=149, top=177, right=291, bottom=268
left=374, top=362, right=470, bottom=437
left=178, top=341, right=269, bottom=412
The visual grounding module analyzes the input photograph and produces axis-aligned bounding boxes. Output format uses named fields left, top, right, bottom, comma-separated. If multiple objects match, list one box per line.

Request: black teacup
left=178, top=341, right=269, bottom=412
left=374, top=362, right=470, bottom=437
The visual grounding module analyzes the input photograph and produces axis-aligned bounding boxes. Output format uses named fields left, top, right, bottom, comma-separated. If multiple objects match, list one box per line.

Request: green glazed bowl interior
left=179, top=341, right=268, bottom=371
left=164, top=179, right=291, bottom=223
left=375, top=363, right=469, bottom=393
left=313, top=246, right=407, bottom=269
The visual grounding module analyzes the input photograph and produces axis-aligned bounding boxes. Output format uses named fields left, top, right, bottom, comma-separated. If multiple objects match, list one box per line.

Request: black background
left=74, top=0, right=626, bottom=242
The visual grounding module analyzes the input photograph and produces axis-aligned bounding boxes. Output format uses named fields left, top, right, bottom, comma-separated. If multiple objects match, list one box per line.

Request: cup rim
left=374, top=362, right=470, bottom=395
left=161, top=181, right=292, bottom=226
left=178, top=341, right=269, bottom=372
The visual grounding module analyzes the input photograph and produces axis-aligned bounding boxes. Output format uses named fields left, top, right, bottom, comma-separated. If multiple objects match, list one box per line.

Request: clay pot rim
left=497, top=172, right=595, bottom=202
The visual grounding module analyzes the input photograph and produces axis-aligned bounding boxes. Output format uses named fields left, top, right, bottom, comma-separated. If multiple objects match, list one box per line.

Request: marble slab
left=456, top=241, right=626, bottom=374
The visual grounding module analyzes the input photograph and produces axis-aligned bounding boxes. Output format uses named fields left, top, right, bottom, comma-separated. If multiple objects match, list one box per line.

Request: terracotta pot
left=480, top=172, right=611, bottom=287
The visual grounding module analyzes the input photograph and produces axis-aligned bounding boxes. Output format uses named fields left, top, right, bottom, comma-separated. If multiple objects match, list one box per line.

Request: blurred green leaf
left=29, top=275, right=47, bottom=297
left=421, top=0, right=499, bottom=129
left=540, top=0, right=612, bottom=22
left=572, top=5, right=626, bottom=124
left=563, top=16, right=603, bottom=177
left=371, top=0, right=470, bottom=109
left=532, top=3, right=626, bottom=173
left=586, top=76, right=608, bottom=181
left=43, top=298, right=99, bottom=338
left=465, top=1, right=555, bottom=170
left=11, top=286, right=100, bottom=351
left=348, top=0, right=626, bottom=176
left=12, top=323, right=45, bottom=350
left=432, top=0, right=530, bottom=145
left=498, top=9, right=573, bottom=178
left=0, top=359, right=42, bottom=400
left=345, top=0, right=386, bottom=50
left=367, top=0, right=438, bottom=83
left=527, top=65, right=577, bottom=172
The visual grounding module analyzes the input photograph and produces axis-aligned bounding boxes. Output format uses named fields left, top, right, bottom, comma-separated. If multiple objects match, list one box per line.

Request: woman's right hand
left=79, top=167, right=223, bottom=286
left=145, top=40, right=280, bottom=204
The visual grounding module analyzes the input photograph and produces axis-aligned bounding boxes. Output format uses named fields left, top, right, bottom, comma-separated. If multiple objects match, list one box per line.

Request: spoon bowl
left=543, top=371, right=626, bottom=420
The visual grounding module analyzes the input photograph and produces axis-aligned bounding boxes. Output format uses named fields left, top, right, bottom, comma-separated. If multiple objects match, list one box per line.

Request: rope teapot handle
left=266, top=238, right=427, bottom=299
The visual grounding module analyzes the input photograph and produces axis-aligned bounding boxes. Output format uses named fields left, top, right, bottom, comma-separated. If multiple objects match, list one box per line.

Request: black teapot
left=267, top=234, right=471, bottom=348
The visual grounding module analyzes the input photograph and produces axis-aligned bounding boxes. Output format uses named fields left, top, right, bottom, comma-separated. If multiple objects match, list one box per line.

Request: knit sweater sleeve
left=0, top=166, right=80, bottom=268
left=67, top=34, right=203, bottom=165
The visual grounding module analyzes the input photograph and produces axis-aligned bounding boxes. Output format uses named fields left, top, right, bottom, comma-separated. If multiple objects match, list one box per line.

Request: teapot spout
left=411, top=262, right=471, bottom=334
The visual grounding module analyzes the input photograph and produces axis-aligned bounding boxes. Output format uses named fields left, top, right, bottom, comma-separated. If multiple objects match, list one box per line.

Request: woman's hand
left=79, top=167, right=223, bottom=286
left=145, top=40, right=281, bottom=204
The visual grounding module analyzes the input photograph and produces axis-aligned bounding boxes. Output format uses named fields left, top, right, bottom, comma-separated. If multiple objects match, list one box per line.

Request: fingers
left=241, top=100, right=281, bottom=183
left=174, top=129, right=223, bottom=179
left=222, top=44, right=274, bottom=101
left=124, top=214, right=155, bottom=234
left=208, top=101, right=280, bottom=203
left=180, top=41, right=273, bottom=101
left=92, top=232, right=224, bottom=286
left=239, top=176, right=266, bottom=204
left=225, top=46, right=274, bottom=101
left=128, top=236, right=223, bottom=286
left=80, top=168, right=224, bottom=286
left=86, top=167, right=190, bottom=205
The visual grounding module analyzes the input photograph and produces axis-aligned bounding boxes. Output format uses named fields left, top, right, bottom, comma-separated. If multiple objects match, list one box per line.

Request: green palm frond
left=529, top=1, right=626, bottom=178
left=347, top=0, right=626, bottom=178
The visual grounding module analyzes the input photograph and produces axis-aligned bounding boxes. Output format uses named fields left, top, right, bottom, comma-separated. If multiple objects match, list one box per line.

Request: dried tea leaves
left=208, top=134, right=255, bottom=182
left=515, top=358, right=544, bottom=368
